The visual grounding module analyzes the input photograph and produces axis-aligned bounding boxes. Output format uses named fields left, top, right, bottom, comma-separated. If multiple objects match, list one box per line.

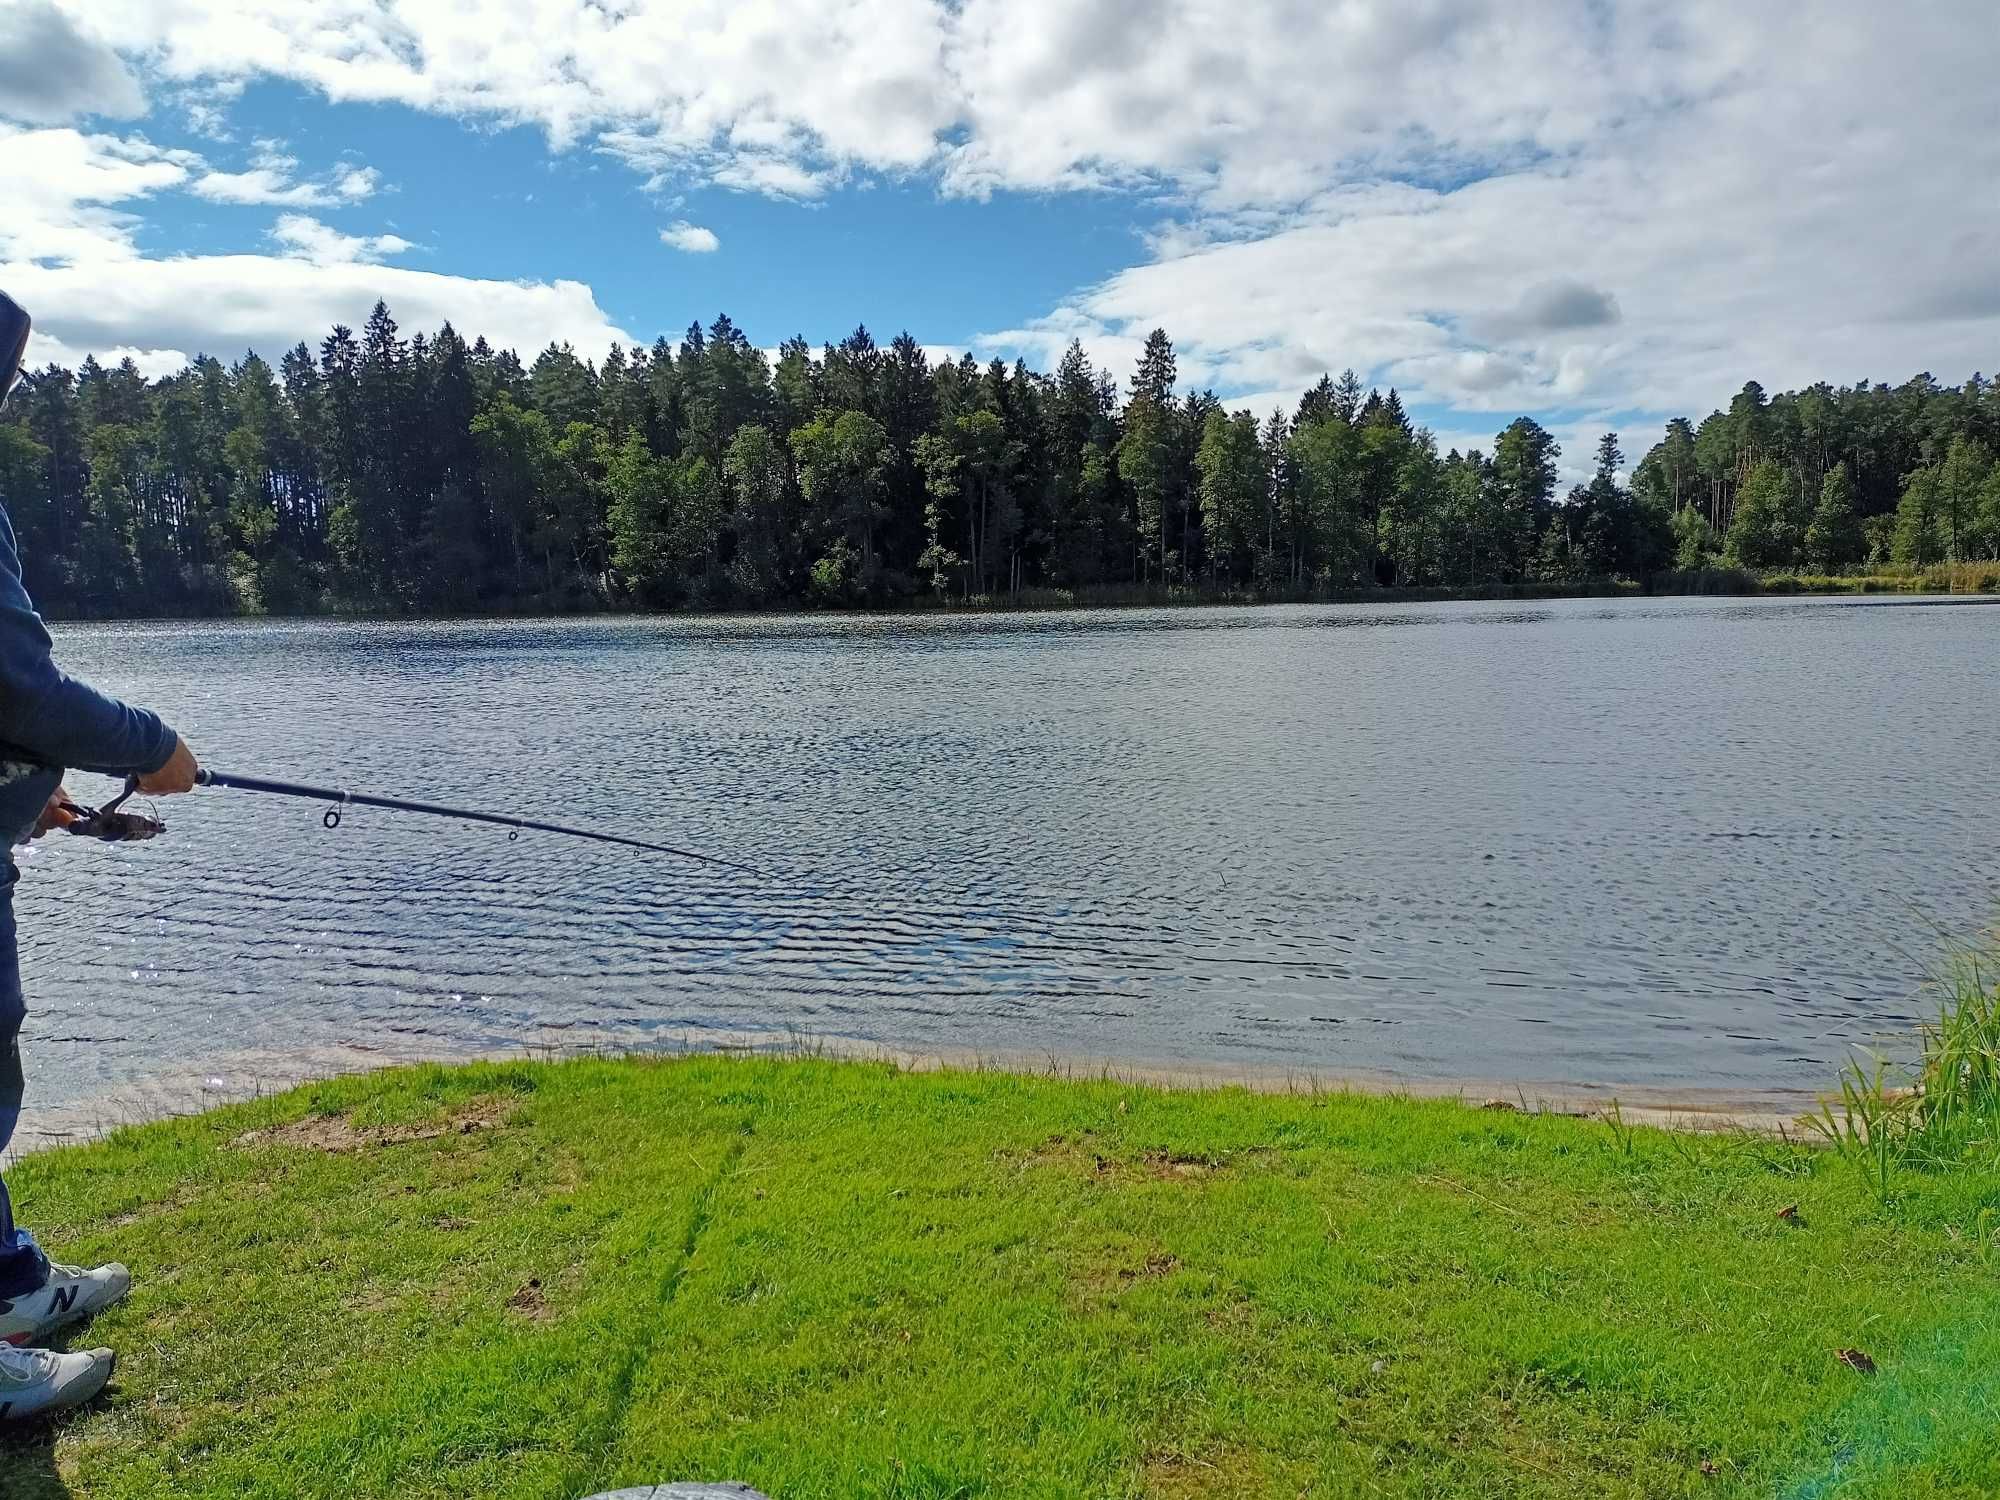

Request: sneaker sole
left=0, top=1351, right=115, bottom=1423
left=68, top=1349, right=115, bottom=1409
left=50, top=1349, right=116, bottom=1417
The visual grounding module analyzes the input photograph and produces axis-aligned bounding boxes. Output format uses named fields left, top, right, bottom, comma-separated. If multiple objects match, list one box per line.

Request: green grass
left=1813, top=940, right=2000, bottom=1195
left=5, top=1056, right=2000, bottom=1500
left=1754, top=566, right=2000, bottom=596
left=1647, top=565, right=2000, bottom=597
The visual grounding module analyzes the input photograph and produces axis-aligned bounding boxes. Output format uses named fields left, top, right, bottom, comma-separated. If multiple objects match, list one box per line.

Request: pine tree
left=1977, top=464, right=2000, bottom=560
left=1804, top=461, right=1861, bottom=572
left=1490, top=417, right=1560, bottom=579
left=1893, top=466, right=1945, bottom=567
left=791, top=409, right=890, bottom=602
left=1330, top=369, right=1364, bottom=427
left=14, top=298, right=2000, bottom=620
left=1194, top=408, right=1262, bottom=585
left=722, top=424, right=794, bottom=604
left=1724, top=458, right=1792, bottom=570
left=1129, top=329, right=1177, bottom=407
left=1937, top=434, right=1992, bottom=563
left=1117, top=395, right=1175, bottom=583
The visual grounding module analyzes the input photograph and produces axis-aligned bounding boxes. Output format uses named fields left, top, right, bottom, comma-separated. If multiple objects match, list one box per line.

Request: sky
left=3, top=0, right=1998, bottom=481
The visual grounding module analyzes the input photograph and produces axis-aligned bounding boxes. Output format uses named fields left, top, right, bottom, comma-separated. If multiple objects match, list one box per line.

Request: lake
left=14, top=596, right=2000, bottom=1131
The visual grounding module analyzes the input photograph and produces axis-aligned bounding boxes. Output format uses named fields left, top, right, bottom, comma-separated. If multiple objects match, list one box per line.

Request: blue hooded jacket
left=0, top=502, right=176, bottom=853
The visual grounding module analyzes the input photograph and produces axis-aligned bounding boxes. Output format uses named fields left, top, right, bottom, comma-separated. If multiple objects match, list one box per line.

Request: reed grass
left=1811, top=934, right=2000, bottom=1196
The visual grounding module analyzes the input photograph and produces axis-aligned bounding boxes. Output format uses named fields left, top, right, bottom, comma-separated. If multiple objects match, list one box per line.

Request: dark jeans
left=0, top=877, right=50, bottom=1299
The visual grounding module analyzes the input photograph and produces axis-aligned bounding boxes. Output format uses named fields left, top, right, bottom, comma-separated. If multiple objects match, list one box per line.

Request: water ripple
left=12, top=595, right=2000, bottom=1113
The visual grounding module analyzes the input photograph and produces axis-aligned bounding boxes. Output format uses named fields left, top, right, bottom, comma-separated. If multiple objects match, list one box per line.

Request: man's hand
left=31, top=787, right=77, bottom=839
left=135, top=735, right=198, bottom=796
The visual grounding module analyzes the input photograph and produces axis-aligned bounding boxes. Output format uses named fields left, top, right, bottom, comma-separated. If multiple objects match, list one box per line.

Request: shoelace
left=0, top=1343, right=56, bottom=1384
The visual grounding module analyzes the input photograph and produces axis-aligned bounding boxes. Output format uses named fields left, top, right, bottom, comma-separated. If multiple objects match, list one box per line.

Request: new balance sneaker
left=0, top=1262, right=131, bottom=1347
left=0, top=1344, right=115, bottom=1422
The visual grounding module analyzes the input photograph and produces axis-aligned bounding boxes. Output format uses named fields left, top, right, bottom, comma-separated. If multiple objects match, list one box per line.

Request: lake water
left=13, top=596, right=2000, bottom=1131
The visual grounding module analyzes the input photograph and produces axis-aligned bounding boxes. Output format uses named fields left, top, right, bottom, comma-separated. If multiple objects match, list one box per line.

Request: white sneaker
left=0, top=1263, right=132, bottom=1347
left=0, top=1344, right=115, bottom=1422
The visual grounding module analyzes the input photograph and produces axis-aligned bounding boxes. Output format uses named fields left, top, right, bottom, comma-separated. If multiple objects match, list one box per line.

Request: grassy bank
left=1654, top=562, right=2000, bottom=598
left=906, top=566, right=1998, bottom=613
left=5, top=1057, right=2000, bottom=1499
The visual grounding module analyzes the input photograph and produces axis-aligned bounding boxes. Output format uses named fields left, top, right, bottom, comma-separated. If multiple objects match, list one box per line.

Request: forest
left=2, top=304, right=1999, bottom=618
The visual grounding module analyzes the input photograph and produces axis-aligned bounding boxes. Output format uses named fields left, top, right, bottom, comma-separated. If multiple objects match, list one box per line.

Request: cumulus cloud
left=13, top=0, right=2000, bottom=458
left=71, top=0, right=952, bottom=191
left=659, top=221, right=720, bottom=253
left=333, top=165, right=379, bottom=201
left=8, top=254, right=632, bottom=371
left=270, top=213, right=412, bottom=265
left=1477, top=280, right=1621, bottom=340
left=0, top=1, right=145, bottom=125
left=189, top=142, right=382, bottom=207
left=190, top=166, right=324, bottom=206
left=971, top=3, right=2000, bottom=452
left=2, top=124, right=626, bottom=373
left=24, top=330, right=191, bottom=382
left=0, top=125, right=198, bottom=263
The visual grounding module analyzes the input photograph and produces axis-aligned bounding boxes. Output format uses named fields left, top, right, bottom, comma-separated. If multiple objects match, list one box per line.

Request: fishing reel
left=56, top=777, right=166, bottom=843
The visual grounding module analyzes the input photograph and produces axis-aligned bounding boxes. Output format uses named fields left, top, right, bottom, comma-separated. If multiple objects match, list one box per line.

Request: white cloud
left=8, top=253, right=632, bottom=371
left=333, top=165, right=379, bottom=201
left=24, top=331, right=190, bottom=382
left=182, top=97, right=235, bottom=141
left=13, top=0, right=2000, bottom=461
left=70, top=0, right=953, bottom=192
left=191, top=166, right=326, bottom=206
left=189, top=147, right=381, bottom=208
left=0, top=125, right=198, bottom=264
left=969, top=3, right=2000, bottom=458
left=2, top=123, right=627, bottom=373
left=710, top=156, right=837, bottom=201
left=659, top=221, right=720, bottom=254
left=270, top=213, right=412, bottom=266
left=0, top=1, right=145, bottom=125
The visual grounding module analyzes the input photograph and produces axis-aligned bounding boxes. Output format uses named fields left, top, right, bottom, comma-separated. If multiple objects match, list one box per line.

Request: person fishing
left=0, top=289, right=199, bottom=1421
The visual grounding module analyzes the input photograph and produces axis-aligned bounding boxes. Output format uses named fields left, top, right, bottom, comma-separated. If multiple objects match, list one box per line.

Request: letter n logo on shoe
left=50, top=1286, right=77, bottom=1316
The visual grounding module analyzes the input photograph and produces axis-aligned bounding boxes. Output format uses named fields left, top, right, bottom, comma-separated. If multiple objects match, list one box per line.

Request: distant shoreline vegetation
left=5, top=305, right=1999, bottom=620
left=43, top=568, right=1999, bottom=628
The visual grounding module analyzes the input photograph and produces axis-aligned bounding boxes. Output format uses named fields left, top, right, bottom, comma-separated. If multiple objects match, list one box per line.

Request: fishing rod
left=61, top=770, right=755, bottom=873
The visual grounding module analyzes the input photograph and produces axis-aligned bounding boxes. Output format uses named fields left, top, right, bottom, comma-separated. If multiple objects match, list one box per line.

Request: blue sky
left=4, top=0, right=1997, bottom=481
left=140, top=83, right=1150, bottom=351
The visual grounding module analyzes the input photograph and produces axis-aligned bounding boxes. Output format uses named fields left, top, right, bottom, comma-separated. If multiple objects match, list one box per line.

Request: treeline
left=2, top=303, right=1998, bottom=618
left=1638, top=379, right=2000, bottom=576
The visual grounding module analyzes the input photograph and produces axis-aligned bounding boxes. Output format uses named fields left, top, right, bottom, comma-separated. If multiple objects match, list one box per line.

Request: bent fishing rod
left=63, top=769, right=756, bottom=873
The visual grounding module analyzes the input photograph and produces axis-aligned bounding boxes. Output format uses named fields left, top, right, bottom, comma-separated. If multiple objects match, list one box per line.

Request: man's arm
left=0, top=506, right=180, bottom=778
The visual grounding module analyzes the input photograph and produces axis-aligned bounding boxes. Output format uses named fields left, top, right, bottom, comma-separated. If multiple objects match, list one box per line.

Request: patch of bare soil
left=1141, top=1447, right=1272, bottom=1498
left=233, top=1094, right=516, bottom=1153
left=1074, top=1248, right=1184, bottom=1301
left=506, top=1278, right=551, bottom=1320
left=998, top=1134, right=1249, bottom=1182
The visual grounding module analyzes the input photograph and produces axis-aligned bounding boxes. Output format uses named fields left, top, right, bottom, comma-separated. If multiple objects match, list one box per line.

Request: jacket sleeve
left=0, top=505, right=177, bottom=777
